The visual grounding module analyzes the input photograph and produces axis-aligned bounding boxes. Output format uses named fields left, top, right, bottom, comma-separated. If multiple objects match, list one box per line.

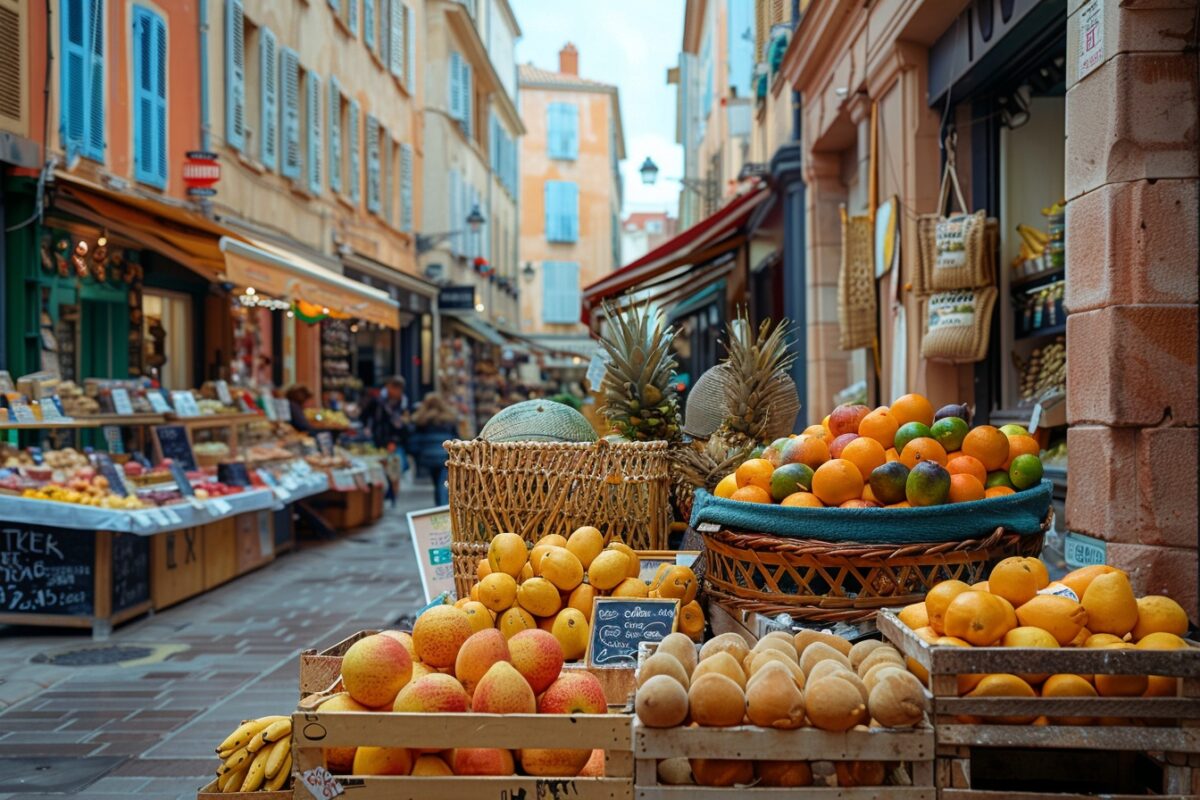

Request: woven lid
left=683, top=366, right=732, bottom=439
left=479, top=399, right=599, bottom=443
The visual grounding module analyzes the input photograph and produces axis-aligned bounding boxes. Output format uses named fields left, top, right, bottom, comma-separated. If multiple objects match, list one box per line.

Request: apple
left=829, top=404, right=870, bottom=437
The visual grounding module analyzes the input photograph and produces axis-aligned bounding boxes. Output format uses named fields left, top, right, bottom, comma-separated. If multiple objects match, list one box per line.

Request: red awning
left=582, top=185, right=769, bottom=326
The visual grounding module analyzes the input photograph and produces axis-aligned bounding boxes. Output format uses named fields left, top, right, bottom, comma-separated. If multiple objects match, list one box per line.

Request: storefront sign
left=0, top=525, right=95, bottom=616
left=152, top=425, right=198, bottom=471
left=1078, top=1, right=1104, bottom=79
left=1064, top=532, right=1107, bottom=569
left=586, top=597, right=680, bottom=669
left=110, top=388, right=134, bottom=415
left=406, top=505, right=454, bottom=604
left=438, top=285, right=476, bottom=311
left=183, top=151, right=220, bottom=197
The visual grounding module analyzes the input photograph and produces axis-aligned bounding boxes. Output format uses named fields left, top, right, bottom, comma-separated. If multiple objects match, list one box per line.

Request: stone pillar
left=1064, top=0, right=1199, bottom=620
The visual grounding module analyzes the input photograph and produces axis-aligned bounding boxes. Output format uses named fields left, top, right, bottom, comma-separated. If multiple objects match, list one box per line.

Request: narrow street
left=0, top=487, right=433, bottom=799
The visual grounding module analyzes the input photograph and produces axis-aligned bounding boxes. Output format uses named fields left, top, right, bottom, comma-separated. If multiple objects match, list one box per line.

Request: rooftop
left=518, top=63, right=618, bottom=91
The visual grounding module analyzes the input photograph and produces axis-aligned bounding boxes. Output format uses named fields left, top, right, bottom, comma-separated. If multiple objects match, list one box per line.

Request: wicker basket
left=696, top=514, right=1050, bottom=622
left=445, top=439, right=671, bottom=597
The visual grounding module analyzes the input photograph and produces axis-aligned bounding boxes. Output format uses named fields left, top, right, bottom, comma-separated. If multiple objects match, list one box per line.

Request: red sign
left=183, top=150, right=220, bottom=196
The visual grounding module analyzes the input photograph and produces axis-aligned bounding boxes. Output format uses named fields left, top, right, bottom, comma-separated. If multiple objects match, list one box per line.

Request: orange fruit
left=810, top=458, right=865, bottom=506
left=858, top=409, right=899, bottom=449
left=962, top=426, right=1010, bottom=471
left=1060, top=565, right=1125, bottom=601
left=899, top=437, right=947, bottom=469
left=1002, top=435, right=1041, bottom=470
left=802, top=423, right=831, bottom=444
left=994, top=594, right=1019, bottom=634
left=890, top=394, right=934, bottom=428
left=887, top=501, right=912, bottom=508
left=840, top=437, right=887, bottom=481
left=1132, top=596, right=1189, bottom=640
left=963, top=674, right=1037, bottom=724
left=735, top=458, right=775, bottom=492
left=944, top=590, right=1013, bottom=645
left=925, top=579, right=971, bottom=635
left=821, top=414, right=831, bottom=432
left=885, top=447, right=900, bottom=463
left=1081, top=571, right=1139, bottom=636
left=1136, top=633, right=1188, bottom=697
left=946, top=455, right=987, bottom=486
left=984, top=486, right=1015, bottom=498
left=1094, top=644, right=1149, bottom=697
left=1015, top=595, right=1088, bottom=645
left=948, top=473, right=985, bottom=503
left=780, top=435, right=830, bottom=470
left=861, top=484, right=879, bottom=503
left=714, top=473, right=739, bottom=499
left=989, top=557, right=1040, bottom=607
left=730, top=485, right=772, bottom=504
left=1022, top=557, right=1051, bottom=589
left=780, top=492, right=823, bottom=508
left=897, top=602, right=929, bottom=629
left=840, top=499, right=880, bottom=508
left=1042, top=674, right=1098, bottom=725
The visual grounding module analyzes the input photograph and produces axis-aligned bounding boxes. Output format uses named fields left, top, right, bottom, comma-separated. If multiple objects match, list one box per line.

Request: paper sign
left=586, top=597, right=679, bottom=669
left=10, top=401, right=35, bottom=423
left=147, top=391, right=172, bottom=414
left=40, top=399, right=65, bottom=421
left=330, top=470, right=356, bottom=492
left=169, top=462, right=194, bottom=497
left=171, top=391, right=201, bottom=417
left=586, top=350, right=609, bottom=391
left=149, top=508, right=170, bottom=526
left=300, top=766, right=344, bottom=799
left=1078, top=0, right=1104, bottom=79
left=1029, top=402, right=1044, bottom=434
left=162, top=507, right=183, bottom=525
left=1064, top=531, right=1107, bottom=569
left=102, top=425, right=124, bottom=454
left=111, top=388, right=134, bottom=415
left=93, top=453, right=129, bottom=497
left=407, top=505, right=455, bottom=604
left=316, top=431, right=335, bottom=456
left=134, top=512, right=154, bottom=529
left=214, top=380, right=232, bottom=405
left=212, top=498, right=234, bottom=515
left=262, top=395, right=278, bottom=421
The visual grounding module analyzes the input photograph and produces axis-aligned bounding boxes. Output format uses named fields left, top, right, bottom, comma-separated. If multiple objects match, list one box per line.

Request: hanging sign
left=438, top=285, right=476, bottom=311
left=183, top=151, right=221, bottom=197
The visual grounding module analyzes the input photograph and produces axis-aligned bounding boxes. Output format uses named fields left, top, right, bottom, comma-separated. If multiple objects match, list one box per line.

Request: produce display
left=211, top=715, right=294, bottom=792
left=311, top=627, right=608, bottom=778
left=1016, top=337, right=1066, bottom=401
left=56, top=380, right=100, bottom=416
left=715, top=392, right=1044, bottom=508
left=896, top=558, right=1192, bottom=713
left=305, top=407, right=351, bottom=428
left=634, top=629, right=928, bottom=787
left=465, top=529, right=704, bottom=658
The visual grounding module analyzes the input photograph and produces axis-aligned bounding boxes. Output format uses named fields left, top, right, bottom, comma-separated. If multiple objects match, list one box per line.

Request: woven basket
left=445, top=439, right=671, bottom=596
left=696, top=514, right=1050, bottom=622
left=838, top=207, right=877, bottom=350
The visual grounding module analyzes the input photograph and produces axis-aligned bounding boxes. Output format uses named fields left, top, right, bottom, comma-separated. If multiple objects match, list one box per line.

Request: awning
left=668, top=280, right=726, bottom=321
left=582, top=185, right=768, bottom=327
left=220, top=237, right=400, bottom=329
left=443, top=312, right=507, bottom=346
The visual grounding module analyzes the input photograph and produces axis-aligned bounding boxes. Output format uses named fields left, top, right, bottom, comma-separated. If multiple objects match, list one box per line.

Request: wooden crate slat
left=297, top=630, right=375, bottom=696
left=938, top=791, right=1194, bottom=800
left=941, top=696, right=1200, bottom=719
left=196, top=778, right=291, bottom=799
left=635, top=788, right=934, bottom=799
left=291, top=775, right=631, bottom=800
left=634, top=722, right=933, bottom=761
left=937, top=723, right=1200, bottom=752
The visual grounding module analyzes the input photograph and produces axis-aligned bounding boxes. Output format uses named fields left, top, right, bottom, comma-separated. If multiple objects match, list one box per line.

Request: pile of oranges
left=897, top=560, right=1192, bottom=719
left=714, top=393, right=1045, bottom=509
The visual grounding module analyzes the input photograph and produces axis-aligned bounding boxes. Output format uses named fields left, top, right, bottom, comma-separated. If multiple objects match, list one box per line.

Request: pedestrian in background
left=285, top=385, right=314, bottom=433
left=407, top=393, right=459, bottom=506
left=360, top=375, right=411, bottom=503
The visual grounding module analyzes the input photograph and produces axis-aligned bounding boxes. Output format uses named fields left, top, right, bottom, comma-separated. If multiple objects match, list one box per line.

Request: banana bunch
left=215, top=715, right=292, bottom=793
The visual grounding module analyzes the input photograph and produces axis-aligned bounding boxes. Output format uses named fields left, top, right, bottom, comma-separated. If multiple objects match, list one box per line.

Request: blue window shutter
left=366, top=114, right=380, bottom=213
left=225, top=0, right=245, bottom=151
left=348, top=98, right=361, bottom=202
left=364, top=0, right=375, bottom=50
left=151, top=13, right=166, bottom=185
left=328, top=80, right=341, bottom=191
left=461, top=63, right=472, bottom=137
left=399, top=142, right=413, bottom=232
left=86, top=0, right=105, bottom=159
left=448, top=51, right=462, bottom=119
left=563, top=182, right=579, bottom=241
left=328, top=0, right=339, bottom=8
left=132, top=8, right=154, bottom=185
left=542, top=262, right=579, bottom=324
left=381, top=130, right=392, bottom=222
left=347, top=0, right=357, bottom=35
left=260, top=28, right=278, bottom=169
left=563, top=263, right=581, bottom=321
left=61, top=0, right=87, bottom=153
left=547, top=103, right=559, bottom=158
left=544, top=182, right=556, bottom=241
left=389, top=0, right=403, bottom=79
left=564, top=104, right=578, bottom=159
left=405, top=5, right=415, bottom=86
left=280, top=48, right=300, bottom=178
left=307, top=73, right=322, bottom=194
left=448, top=169, right=460, bottom=254
left=541, top=262, right=558, bottom=323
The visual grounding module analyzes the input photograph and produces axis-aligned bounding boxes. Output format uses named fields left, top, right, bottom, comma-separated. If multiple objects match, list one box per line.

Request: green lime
left=906, top=461, right=951, bottom=506
left=750, top=445, right=765, bottom=459
left=985, top=470, right=1015, bottom=489
left=999, top=424, right=1029, bottom=437
left=764, top=437, right=792, bottom=467
left=1009, top=453, right=1044, bottom=490
left=770, top=463, right=815, bottom=502
left=868, top=461, right=910, bottom=505
left=894, top=422, right=933, bottom=454
left=930, top=417, right=969, bottom=452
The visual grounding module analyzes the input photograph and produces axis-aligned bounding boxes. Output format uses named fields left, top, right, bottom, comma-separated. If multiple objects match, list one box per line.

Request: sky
left=510, top=0, right=685, bottom=219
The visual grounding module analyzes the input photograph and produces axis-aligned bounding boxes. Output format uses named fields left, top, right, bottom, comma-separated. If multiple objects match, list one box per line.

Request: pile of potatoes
left=633, top=630, right=930, bottom=787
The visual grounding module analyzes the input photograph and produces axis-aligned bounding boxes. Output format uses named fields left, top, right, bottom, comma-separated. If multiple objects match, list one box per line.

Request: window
left=328, top=79, right=343, bottom=192
left=381, top=130, right=393, bottom=223
left=365, top=113, right=380, bottom=213
left=142, top=290, right=192, bottom=389
left=542, top=262, right=581, bottom=324
left=646, top=219, right=663, bottom=234
left=544, top=181, right=579, bottom=243
left=348, top=98, right=361, bottom=203
left=331, top=0, right=357, bottom=36
left=448, top=50, right=471, bottom=137
left=131, top=6, right=166, bottom=187
left=61, top=0, right=105, bottom=161
left=306, top=71, right=322, bottom=194
left=363, top=0, right=375, bottom=51
left=279, top=47, right=300, bottom=178
left=259, top=27, right=278, bottom=169
left=223, top=0, right=244, bottom=151
left=399, top=142, right=413, bottom=231
left=547, top=102, right=578, bottom=160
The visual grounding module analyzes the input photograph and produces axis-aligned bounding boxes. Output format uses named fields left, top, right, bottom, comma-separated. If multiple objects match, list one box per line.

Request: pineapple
left=598, top=302, right=682, bottom=443
left=716, top=314, right=799, bottom=450
left=670, top=437, right=752, bottom=520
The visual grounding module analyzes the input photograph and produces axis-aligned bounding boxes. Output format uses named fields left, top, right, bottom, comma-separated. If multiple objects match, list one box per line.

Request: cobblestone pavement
left=0, top=485, right=437, bottom=798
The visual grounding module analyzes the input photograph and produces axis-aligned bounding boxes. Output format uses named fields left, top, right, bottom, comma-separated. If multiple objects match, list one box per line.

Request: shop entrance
left=80, top=298, right=129, bottom=379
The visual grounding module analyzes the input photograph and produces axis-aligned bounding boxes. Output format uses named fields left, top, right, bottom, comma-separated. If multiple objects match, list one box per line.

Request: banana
left=1018, top=223, right=1049, bottom=246
left=265, top=754, right=292, bottom=792
left=219, top=765, right=247, bottom=793
left=265, top=737, right=291, bottom=779
left=216, top=716, right=285, bottom=755
left=223, top=745, right=252, bottom=772
left=248, top=718, right=292, bottom=753
left=1016, top=225, right=1046, bottom=255
left=240, top=746, right=271, bottom=792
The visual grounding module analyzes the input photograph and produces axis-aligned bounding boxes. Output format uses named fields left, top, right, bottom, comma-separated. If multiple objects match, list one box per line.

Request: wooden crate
left=632, top=719, right=935, bottom=798
left=877, top=608, right=1200, bottom=798
left=196, top=778, right=290, bottom=799
left=292, top=695, right=633, bottom=800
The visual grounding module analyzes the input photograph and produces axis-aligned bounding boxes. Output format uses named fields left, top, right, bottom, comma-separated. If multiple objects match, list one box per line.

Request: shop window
left=547, top=102, right=578, bottom=160
left=61, top=0, right=106, bottom=161
left=143, top=290, right=192, bottom=389
left=542, top=262, right=581, bottom=324
left=544, top=180, right=579, bottom=243
left=131, top=5, right=167, bottom=188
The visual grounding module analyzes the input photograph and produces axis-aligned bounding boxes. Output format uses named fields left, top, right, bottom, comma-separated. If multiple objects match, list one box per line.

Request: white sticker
left=163, top=507, right=183, bottom=525
left=1078, top=1, right=1104, bottom=79
left=213, top=498, right=234, bottom=515
left=300, top=766, right=344, bottom=799
left=1038, top=583, right=1080, bottom=603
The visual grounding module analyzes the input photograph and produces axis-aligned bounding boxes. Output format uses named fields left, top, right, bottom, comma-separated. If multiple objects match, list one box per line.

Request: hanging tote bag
left=918, top=144, right=991, bottom=291
left=838, top=204, right=877, bottom=350
left=920, top=287, right=998, bottom=363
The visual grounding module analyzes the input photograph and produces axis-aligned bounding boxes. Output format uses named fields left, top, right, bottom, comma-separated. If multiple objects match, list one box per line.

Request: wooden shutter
left=225, top=0, right=245, bottom=151
left=389, top=0, right=403, bottom=79
left=399, top=142, right=413, bottom=232
left=260, top=28, right=278, bottom=169
left=307, top=72, right=322, bottom=194
left=366, top=114, right=380, bottom=213
left=404, top=4, right=415, bottom=87
left=86, top=0, right=104, bottom=159
left=448, top=51, right=462, bottom=120
left=328, top=80, right=341, bottom=191
left=461, top=63, right=472, bottom=138
left=61, top=0, right=87, bottom=151
left=562, top=181, right=579, bottom=241
left=363, top=0, right=374, bottom=50
left=348, top=98, right=361, bottom=202
left=0, top=0, right=23, bottom=125
left=347, top=0, right=357, bottom=34
left=280, top=47, right=300, bottom=178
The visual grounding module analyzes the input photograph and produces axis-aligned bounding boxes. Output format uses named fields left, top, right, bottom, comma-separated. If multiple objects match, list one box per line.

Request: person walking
left=406, top=393, right=460, bottom=506
left=285, top=385, right=315, bottom=433
left=359, top=376, right=412, bottom=503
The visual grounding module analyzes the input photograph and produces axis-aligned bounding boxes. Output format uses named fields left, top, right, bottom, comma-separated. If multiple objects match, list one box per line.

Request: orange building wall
left=519, top=86, right=620, bottom=334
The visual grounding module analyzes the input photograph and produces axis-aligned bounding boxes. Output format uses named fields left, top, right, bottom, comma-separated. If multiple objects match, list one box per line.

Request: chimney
left=559, top=43, right=578, bottom=76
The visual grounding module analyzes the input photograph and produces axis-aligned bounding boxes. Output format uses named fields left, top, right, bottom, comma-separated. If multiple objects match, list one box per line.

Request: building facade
left=518, top=44, right=625, bottom=355
left=620, top=212, right=679, bottom=265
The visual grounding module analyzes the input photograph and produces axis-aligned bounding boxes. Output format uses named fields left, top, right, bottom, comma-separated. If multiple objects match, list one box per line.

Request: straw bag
left=838, top=205, right=876, bottom=350
left=919, top=148, right=992, bottom=291
left=920, top=287, right=998, bottom=363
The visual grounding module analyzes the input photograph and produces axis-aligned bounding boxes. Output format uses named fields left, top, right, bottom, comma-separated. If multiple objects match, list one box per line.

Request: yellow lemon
left=497, top=606, right=537, bottom=639
left=460, top=600, right=495, bottom=633
left=611, top=577, right=649, bottom=598
left=606, top=541, right=641, bottom=578
left=714, top=473, right=738, bottom=499
left=539, top=547, right=584, bottom=591
left=568, top=583, right=597, bottom=621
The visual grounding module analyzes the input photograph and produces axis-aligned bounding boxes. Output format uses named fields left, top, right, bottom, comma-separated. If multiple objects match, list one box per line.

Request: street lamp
left=416, top=206, right=488, bottom=254
left=638, top=156, right=717, bottom=198
left=521, top=262, right=536, bottom=282
left=639, top=157, right=660, bottom=186
left=466, top=204, right=485, bottom=233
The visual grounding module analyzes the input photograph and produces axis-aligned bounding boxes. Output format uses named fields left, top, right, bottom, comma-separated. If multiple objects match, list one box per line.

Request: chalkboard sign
left=315, top=431, right=335, bottom=456
left=92, top=453, right=129, bottom=497
left=0, top=525, right=95, bottom=616
left=218, top=461, right=251, bottom=487
left=586, top=597, right=679, bottom=669
left=168, top=462, right=194, bottom=496
left=110, top=532, right=149, bottom=612
left=152, top=425, right=197, bottom=471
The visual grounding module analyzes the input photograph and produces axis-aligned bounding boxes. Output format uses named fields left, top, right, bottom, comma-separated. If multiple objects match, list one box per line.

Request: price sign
left=110, top=388, right=134, bottom=415
left=10, top=401, right=35, bottom=423
left=102, top=425, right=124, bottom=454
left=586, top=597, right=680, bottom=669
left=152, top=425, right=198, bottom=471
left=147, top=391, right=172, bottom=414
left=212, top=498, right=234, bottom=515
left=40, top=398, right=65, bottom=421
left=407, top=505, right=454, bottom=604
left=299, top=766, right=344, bottom=799
left=316, top=431, right=335, bottom=456
left=214, top=380, right=232, bottom=406
left=171, top=391, right=201, bottom=417
left=149, top=508, right=170, bottom=526
left=1064, top=532, right=1107, bottom=569
left=262, top=395, right=278, bottom=421
left=162, top=507, right=183, bottom=525
left=218, top=461, right=251, bottom=487
left=92, top=453, right=129, bottom=497
left=330, top=470, right=356, bottom=492
left=168, top=462, right=195, bottom=497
